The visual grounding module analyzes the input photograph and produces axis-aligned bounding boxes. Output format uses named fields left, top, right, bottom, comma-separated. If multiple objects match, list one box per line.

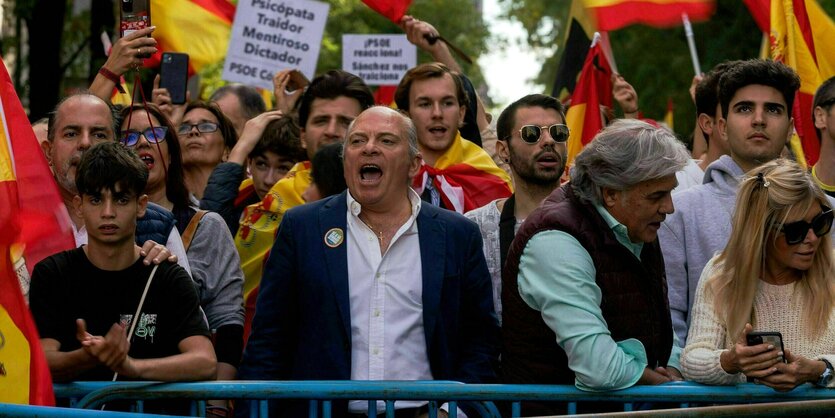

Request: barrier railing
left=53, top=380, right=835, bottom=418
left=0, top=403, right=177, bottom=418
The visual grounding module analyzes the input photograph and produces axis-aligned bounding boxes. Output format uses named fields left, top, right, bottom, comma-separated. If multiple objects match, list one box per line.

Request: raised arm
left=90, top=27, right=158, bottom=103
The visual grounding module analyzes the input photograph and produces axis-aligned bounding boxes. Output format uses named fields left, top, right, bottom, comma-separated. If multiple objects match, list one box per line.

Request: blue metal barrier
left=0, top=403, right=179, bottom=418
left=53, top=381, right=835, bottom=417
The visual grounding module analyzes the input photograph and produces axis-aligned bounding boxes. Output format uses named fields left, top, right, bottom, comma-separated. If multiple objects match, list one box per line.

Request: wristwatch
left=817, top=359, right=833, bottom=387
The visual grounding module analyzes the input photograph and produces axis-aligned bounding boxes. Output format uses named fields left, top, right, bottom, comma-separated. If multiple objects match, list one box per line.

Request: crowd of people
left=18, top=12, right=835, bottom=418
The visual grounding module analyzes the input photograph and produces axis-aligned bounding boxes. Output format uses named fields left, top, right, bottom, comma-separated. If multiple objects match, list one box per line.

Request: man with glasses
left=465, top=94, right=567, bottom=325
left=810, top=76, right=835, bottom=197
left=502, top=119, right=690, bottom=415
left=394, top=63, right=512, bottom=213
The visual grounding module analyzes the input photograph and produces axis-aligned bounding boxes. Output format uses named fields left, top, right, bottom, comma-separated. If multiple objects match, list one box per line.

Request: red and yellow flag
left=235, top=161, right=311, bottom=342
left=565, top=34, right=613, bottom=167
left=146, top=0, right=235, bottom=74
left=584, top=0, right=716, bottom=31
left=412, top=133, right=513, bottom=213
left=664, top=97, right=675, bottom=131
left=744, top=0, right=835, bottom=167
left=0, top=57, right=64, bottom=406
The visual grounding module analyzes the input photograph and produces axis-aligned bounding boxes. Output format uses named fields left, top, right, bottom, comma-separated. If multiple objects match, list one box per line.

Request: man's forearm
left=125, top=350, right=217, bottom=381
left=45, top=348, right=99, bottom=382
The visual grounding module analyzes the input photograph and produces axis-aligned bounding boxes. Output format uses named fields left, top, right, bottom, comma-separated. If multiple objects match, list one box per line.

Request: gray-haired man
left=501, top=119, right=689, bottom=415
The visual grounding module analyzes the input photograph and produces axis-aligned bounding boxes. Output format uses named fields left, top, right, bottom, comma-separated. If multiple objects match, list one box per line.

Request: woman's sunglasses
left=515, top=124, right=570, bottom=144
left=781, top=207, right=834, bottom=245
left=121, top=127, right=168, bottom=147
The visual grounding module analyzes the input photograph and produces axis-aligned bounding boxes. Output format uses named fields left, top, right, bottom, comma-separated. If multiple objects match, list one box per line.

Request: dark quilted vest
left=501, top=184, right=673, bottom=387
left=135, top=201, right=177, bottom=246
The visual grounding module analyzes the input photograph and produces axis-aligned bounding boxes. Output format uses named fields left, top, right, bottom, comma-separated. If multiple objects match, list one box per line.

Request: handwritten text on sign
left=342, top=35, right=416, bottom=86
left=223, top=0, right=329, bottom=90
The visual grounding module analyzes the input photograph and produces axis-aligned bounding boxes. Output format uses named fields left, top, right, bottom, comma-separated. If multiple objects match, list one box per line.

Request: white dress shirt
left=346, top=189, right=433, bottom=414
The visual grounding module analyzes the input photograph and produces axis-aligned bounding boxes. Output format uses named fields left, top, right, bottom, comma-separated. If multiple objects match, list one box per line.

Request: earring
left=504, top=158, right=509, bottom=163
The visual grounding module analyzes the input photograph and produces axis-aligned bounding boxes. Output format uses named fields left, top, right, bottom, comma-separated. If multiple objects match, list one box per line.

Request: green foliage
left=499, top=0, right=773, bottom=142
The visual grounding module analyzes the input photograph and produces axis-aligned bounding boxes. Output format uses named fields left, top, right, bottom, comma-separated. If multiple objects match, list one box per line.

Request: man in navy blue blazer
left=237, top=106, right=499, bottom=417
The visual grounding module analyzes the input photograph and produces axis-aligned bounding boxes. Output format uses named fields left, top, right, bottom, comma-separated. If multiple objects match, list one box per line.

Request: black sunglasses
left=780, top=207, right=834, bottom=245
left=515, top=124, right=570, bottom=144
left=121, top=127, right=168, bottom=147
left=177, top=122, right=219, bottom=136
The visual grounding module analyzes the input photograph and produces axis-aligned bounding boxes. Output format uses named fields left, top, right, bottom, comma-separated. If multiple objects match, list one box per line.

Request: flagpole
left=682, top=13, right=702, bottom=75
left=599, top=31, right=619, bottom=74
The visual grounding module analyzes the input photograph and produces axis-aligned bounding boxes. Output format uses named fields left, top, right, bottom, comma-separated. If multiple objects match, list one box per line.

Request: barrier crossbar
left=0, top=403, right=178, bottom=418
left=53, top=381, right=835, bottom=417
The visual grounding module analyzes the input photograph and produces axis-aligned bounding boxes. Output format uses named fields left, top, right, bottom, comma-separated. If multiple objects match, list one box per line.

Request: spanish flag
left=235, top=161, right=311, bottom=341
left=584, top=0, right=716, bottom=31
left=565, top=33, right=613, bottom=167
left=412, top=133, right=513, bottom=213
left=147, top=0, right=235, bottom=74
left=0, top=58, right=63, bottom=406
left=744, top=0, right=835, bottom=167
left=664, top=97, right=675, bottom=132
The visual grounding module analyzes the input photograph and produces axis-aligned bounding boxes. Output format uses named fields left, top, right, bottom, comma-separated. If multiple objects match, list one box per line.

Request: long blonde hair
left=708, top=159, right=835, bottom=338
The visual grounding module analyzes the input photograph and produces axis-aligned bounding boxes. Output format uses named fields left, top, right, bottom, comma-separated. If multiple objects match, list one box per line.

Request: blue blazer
left=238, top=191, right=499, bottom=415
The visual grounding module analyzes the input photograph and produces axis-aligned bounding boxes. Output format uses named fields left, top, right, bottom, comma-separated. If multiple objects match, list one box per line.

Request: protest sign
left=342, top=35, right=416, bottom=85
left=223, top=0, right=329, bottom=90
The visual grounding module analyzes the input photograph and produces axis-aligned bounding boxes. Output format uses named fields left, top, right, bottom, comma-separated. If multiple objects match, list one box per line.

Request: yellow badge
left=324, top=228, right=344, bottom=248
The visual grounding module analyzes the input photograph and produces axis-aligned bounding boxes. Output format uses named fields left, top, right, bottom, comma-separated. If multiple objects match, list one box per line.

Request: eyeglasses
left=780, top=207, right=834, bottom=245
left=177, top=122, right=219, bottom=136
left=121, top=127, right=168, bottom=147
left=516, top=124, right=570, bottom=144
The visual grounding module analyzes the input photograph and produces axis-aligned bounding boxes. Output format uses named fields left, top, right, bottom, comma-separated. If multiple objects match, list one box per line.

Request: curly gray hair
left=570, top=119, right=690, bottom=205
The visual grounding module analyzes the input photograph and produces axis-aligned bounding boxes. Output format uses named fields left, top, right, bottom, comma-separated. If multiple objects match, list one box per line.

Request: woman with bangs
left=119, top=104, right=245, bottom=407
left=681, top=158, right=835, bottom=391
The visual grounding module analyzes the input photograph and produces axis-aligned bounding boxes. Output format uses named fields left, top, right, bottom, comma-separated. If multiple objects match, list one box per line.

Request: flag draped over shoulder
left=584, top=0, right=716, bottom=31
left=553, top=0, right=596, bottom=99
left=147, top=0, right=235, bottom=73
left=565, top=34, right=613, bottom=167
left=0, top=58, right=61, bottom=406
left=361, top=0, right=412, bottom=23
left=235, top=161, right=311, bottom=341
left=412, top=133, right=513, bottom=213
left=744, top=0, right=835, bottom=167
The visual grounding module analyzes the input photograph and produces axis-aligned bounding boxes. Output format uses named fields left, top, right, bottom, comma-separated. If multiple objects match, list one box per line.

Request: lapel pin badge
left=324, top=228, right=344, bottom=248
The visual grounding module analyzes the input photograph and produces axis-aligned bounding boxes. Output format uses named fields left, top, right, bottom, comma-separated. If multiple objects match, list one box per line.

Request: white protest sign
left=342, top=35, right=416, bottom=86
left=223, top=0, right=329, bottom=90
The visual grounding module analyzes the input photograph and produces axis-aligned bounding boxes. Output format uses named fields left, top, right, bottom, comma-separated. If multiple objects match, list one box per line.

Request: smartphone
left=285, top=70, right=309, bottom=93
left=160, top=52, right=189, bottom=105
left=747, top=331, right=787, bottom=363
left=120, top=0, right=151, bottom=57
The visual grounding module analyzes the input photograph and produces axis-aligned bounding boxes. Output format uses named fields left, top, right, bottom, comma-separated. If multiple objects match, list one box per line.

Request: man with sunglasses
left=657, top=60, right=824, bottom=346
left=810, top=76, right=835, bottom=197
left=501, top=119, right=690, bottom=415
left=465, top=94, right=567, bottom=325
left=394, top=63, right=512, bottom=213
left=38, top=93, right=188, bottom=276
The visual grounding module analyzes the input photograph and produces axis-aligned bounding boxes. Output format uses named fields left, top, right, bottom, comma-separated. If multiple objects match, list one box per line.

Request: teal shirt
left=517, top=204, right=682, bottom=391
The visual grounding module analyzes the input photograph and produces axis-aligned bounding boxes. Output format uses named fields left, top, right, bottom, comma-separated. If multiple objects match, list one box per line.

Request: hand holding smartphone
left=160, top=53, right=189, bottom=105
left=746, top=331, right=787, bottom=364
left=121, top=0, right=151, bottom=58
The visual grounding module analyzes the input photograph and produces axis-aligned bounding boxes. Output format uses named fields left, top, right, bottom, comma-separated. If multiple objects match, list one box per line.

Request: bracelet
left=98, top=67, right=126, bottom=93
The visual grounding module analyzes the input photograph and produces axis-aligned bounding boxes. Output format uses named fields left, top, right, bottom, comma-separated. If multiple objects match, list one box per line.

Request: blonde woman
left=681, top=158, right=835, bottom=391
